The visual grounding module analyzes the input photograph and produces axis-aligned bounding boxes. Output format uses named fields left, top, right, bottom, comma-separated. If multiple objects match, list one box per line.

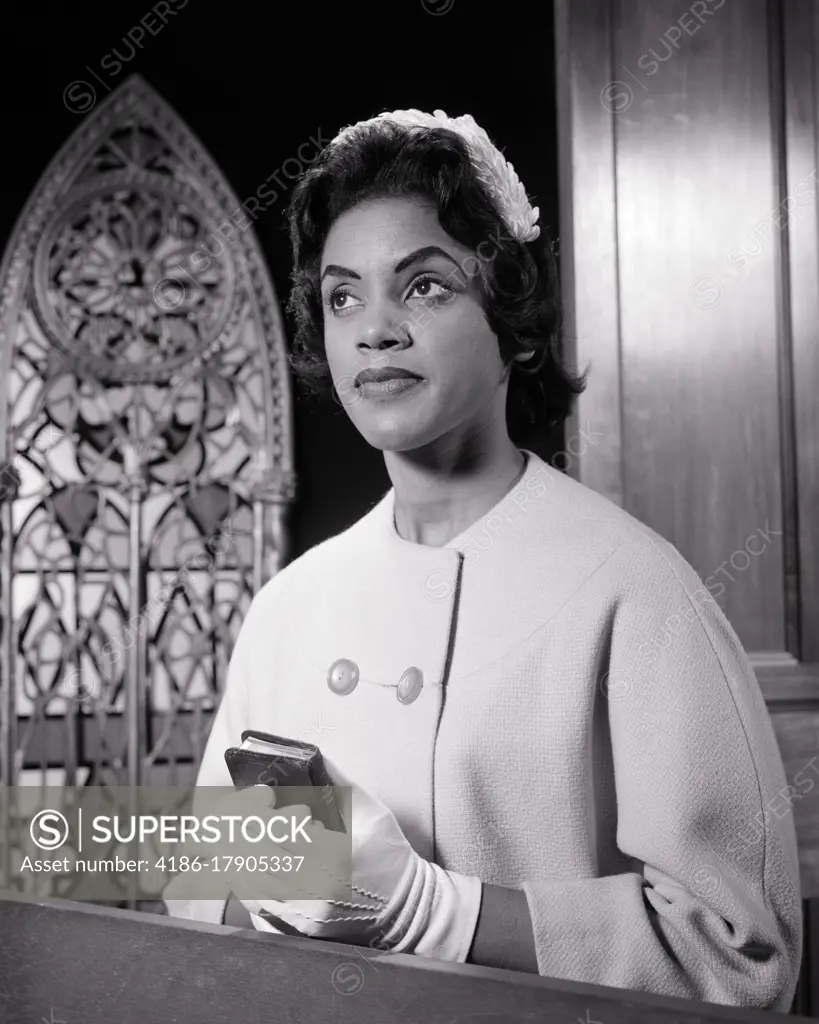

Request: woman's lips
left=358, top=377, right=424, bottom=398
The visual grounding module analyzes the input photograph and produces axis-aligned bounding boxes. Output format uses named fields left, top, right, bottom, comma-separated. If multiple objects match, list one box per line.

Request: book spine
left=309, top=758, right=347, bottom=833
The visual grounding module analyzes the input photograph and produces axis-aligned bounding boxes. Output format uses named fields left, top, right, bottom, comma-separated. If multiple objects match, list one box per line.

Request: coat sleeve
left=521, top=534, right=803, bottom=1012
left=162, top=586, right=259, bottom=925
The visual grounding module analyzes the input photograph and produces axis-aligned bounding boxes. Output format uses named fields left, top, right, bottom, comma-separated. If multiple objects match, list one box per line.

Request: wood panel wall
left=555, top=0, right=819, bottom=1013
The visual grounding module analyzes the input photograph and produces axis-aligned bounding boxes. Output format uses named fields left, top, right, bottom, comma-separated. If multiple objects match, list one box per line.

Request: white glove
left=241, top=759, right=484, bottom=963
left=162, top=785, right=277, bottom=921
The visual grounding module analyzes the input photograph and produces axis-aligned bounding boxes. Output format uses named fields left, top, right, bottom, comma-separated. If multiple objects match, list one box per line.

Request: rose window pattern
left=34, top=173, right=239, bottom=383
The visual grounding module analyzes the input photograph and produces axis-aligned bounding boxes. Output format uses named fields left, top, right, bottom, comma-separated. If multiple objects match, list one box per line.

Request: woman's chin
left=352, top=410, right=446, bottom=452
left=357, top=421, right=437, bottom=453
left=350, top=389, right=443, bottom=451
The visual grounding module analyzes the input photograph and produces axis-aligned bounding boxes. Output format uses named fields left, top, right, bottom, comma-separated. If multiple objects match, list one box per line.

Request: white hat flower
left=332, top=108, right=541, bottom=244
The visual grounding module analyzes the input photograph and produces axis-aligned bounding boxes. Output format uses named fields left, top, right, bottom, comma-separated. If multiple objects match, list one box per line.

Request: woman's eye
left=326, top=288, right=362, bottom=313
left=407, top=276, right=454, bottom=302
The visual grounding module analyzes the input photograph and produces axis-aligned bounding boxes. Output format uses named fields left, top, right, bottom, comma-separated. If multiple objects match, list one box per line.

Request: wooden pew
left=764, top=685, right=819, bottom=1014
left=0, top=894, right=812, bottom=1023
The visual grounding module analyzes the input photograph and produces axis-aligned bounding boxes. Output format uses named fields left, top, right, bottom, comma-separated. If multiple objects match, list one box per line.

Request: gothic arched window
left=0, top=74, right=296, bottom=829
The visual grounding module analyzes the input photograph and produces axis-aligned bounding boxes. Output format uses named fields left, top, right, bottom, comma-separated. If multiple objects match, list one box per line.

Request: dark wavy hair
left=285, top=116, right=588, bottom=442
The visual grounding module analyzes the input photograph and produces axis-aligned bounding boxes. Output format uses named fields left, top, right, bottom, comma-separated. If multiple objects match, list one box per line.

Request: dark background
left=1, top=0, right=560, bottom=558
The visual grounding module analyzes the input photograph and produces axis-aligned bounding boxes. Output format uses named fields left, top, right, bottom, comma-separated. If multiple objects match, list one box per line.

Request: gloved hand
left=162, top=784, right=282, bottom=920
left=240, top=758, right=484, bottom=963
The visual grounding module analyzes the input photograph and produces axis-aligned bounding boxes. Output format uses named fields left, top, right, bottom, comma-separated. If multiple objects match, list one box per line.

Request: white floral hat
left=330, top=108, right=541, bottom=244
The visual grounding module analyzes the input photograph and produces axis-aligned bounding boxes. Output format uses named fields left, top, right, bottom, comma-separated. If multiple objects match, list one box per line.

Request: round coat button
left=397, top=666, right=423, bottom=704
left=327, top=658, right=359, bottom=695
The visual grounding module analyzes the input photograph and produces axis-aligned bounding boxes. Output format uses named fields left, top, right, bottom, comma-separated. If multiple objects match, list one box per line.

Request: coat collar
left=364, top=447, right=540, bottom=553
left=291, top=447, right=628, bottom=686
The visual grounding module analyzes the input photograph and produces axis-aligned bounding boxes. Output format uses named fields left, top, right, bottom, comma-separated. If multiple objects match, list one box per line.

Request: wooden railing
left=0, top=894, right=812, bottom=1023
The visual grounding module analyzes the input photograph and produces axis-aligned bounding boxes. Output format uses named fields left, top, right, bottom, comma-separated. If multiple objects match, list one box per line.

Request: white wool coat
left=165, top=448, right=802, bottom=1012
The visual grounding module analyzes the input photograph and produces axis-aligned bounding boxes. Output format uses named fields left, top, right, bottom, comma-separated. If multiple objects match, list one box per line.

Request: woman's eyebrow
left=393, top=246, right=460, bottom=274
left=320, top=246, right=459, bottom=283
left=321, top=264, right=361, bottom=283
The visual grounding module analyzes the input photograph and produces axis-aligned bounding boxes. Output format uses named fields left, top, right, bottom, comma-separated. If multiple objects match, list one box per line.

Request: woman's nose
left=355, top=307, right=410, bottom=354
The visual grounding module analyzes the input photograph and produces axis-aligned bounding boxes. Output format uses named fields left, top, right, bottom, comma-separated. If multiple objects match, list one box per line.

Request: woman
left=165, top=109, right=801, bottom=1011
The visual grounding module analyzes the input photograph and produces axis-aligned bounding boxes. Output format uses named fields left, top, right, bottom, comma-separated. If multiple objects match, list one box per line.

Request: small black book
left=224, top=729, right=347, bottom=833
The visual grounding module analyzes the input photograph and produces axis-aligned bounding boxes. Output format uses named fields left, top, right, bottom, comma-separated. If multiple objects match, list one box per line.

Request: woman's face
left=319, top=196, right=510, bottom=455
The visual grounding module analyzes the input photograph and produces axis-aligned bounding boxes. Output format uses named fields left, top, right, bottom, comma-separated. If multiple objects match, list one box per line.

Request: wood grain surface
left=0, top=895, right=812, bottom=1023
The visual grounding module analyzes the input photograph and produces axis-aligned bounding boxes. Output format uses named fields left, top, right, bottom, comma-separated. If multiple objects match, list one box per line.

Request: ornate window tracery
left=0, top=74, right=296, bottom=892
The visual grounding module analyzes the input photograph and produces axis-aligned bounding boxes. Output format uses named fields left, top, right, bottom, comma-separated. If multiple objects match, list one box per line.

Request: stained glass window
left=0, top=73, right=295, bottom=867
